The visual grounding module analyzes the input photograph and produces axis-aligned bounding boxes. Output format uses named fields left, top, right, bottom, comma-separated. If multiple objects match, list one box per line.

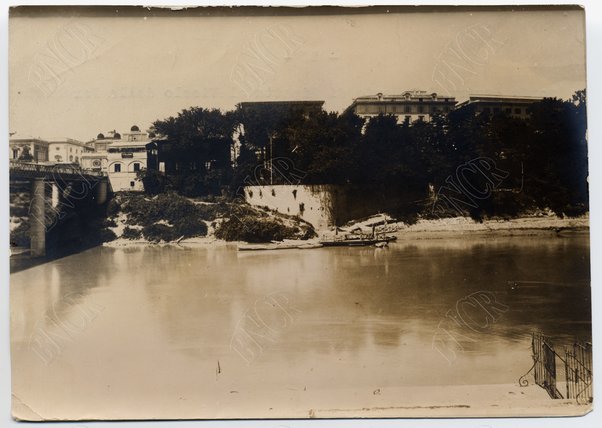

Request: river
left=10, top=234, right=591, bottom=419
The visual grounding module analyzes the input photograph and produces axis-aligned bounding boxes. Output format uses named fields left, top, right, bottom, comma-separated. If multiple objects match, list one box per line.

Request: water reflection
left=10, top=235, right=591, bottom=418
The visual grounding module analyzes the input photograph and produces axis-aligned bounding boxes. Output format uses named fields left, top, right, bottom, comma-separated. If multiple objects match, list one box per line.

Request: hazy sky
left=9, top=7, right=586, bottom=141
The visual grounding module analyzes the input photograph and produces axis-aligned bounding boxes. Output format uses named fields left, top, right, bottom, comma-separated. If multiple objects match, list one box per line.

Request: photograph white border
left=1, top=1, right=600, bottom=427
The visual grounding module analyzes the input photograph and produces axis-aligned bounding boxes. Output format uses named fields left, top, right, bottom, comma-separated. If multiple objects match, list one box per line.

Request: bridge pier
left=51, top=182, right=60, bottom=208
left=95, top=180, right=108, bottom=204
left=30, top=178, right=46, bottom=257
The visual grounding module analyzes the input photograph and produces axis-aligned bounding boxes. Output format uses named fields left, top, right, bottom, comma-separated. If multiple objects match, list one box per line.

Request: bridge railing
left=9, top=160, right=107, bottom=178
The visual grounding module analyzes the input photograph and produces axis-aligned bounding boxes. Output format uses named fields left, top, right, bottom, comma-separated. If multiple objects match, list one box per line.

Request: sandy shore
left=103, top=214, right=589, bottom=247
left=390, top=214, right=589, bottom=240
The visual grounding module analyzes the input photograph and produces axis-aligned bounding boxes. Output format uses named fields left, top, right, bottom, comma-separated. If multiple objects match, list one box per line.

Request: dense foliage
left=148, top=90, right=588, bottom=219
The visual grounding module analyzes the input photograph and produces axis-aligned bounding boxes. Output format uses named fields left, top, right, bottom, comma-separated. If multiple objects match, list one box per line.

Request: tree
left=18, top=146, right=34, bottom=162
left=151, top=107, right=237, bottom=196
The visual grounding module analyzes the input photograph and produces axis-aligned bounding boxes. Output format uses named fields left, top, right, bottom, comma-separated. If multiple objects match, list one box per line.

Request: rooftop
left=352, top=91, right=456, bottom=103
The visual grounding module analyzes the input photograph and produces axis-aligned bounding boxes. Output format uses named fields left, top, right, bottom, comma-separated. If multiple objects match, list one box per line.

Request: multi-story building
left=9, top=136, right=49, bottom=163
left=48, top=138, right=89, bottom=164
left=106, top=125, right=151, bottom=192
left=455, top=95, right=543, bottom=119
left=345, top=91, right=457, bottom=123
left=80, top=130, right=121, bottom=173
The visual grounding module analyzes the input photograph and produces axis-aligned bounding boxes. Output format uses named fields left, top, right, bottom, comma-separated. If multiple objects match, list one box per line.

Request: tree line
left=142, top=90, right=588, bottom=220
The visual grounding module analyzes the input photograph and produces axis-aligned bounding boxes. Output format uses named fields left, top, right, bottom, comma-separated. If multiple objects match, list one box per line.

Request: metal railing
left=520, top=332, right=592, bottom=404
left=9, top=160, right=106, bottom=178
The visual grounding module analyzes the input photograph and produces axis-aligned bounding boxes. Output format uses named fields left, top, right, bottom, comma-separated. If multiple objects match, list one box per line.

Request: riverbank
left=104, top=192, right=316, bottom=246
left=390, top=214, right=589, bottom=240
left=103, top=211, right=589, bottom=248
left=81, top=191, right=588, bottom=248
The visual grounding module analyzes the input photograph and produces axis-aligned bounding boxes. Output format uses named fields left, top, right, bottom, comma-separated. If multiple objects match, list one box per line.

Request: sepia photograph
left=7, top=4, right=592, bottom=421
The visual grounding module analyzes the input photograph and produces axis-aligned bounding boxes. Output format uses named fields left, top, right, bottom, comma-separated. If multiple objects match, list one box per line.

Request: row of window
left=112, top=162, right=141, bottom=173
left=54, top=146, right=82, bottom=154
left=357, top=104, right=451, bottom=115
left=107, top=147, right=147, bottom=153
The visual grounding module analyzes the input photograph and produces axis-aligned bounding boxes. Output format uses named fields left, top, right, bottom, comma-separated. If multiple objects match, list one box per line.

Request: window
left=515, top=108, right=522, bottom=114
left=114, top=163, right=121, bottom=172
left=418, top=105, right=424, bottom=113
left=494, top=107, right=500, bottom=113
left=404, top=105, right=411, bottom=113
left=418, top=115, right=425, bottom=121
left=133, top=163, right=140, bottom=172
left=505, top=108, right=512, bottom=114
left=12, top=149, right=19, bottom=158
left=404, top=115, right=411, bottom=122
left=483, top=107, right=491, bottom=114
left=69, top=155, right=73, bottom=161
left=56, top=147, right=60, bottom=150
left=130, top=181, right=135, bottom=187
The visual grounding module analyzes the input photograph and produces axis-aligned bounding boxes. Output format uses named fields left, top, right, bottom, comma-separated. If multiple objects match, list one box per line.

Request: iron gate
left=521, top=332, right=592, bottom=403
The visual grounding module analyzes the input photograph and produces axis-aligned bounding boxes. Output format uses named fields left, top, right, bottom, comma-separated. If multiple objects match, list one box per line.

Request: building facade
left=106, top=125, right=151, bottom=192
left=345, top=91, right=457, bottom=123
left=48, top=138, right=89, bottom=164
left=9, top=137, right=49, bottom=163
left=455, top=95, right=543, bottom=119
left=81, top=131, right=120, bottom=173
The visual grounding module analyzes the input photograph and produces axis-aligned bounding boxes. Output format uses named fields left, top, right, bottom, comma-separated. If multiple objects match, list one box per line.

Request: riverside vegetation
left=106, top=192, right=316, bottom=244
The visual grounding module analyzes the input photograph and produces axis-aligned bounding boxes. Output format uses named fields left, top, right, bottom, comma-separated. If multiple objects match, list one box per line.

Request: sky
left=9, top=7, right=586, bottom=142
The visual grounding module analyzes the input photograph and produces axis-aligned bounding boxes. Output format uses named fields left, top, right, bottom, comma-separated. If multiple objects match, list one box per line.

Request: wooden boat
left=237, top=240, right=323, bottom=251
left=238, top=242, right=299, bottom=251
left=319, top=235, right=397, bottom=247
left=296, top=242, right=323, bottom=249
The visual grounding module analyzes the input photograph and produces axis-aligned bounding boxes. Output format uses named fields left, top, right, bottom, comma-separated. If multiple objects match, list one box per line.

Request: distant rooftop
left=352, top=91, right=456, bottom=103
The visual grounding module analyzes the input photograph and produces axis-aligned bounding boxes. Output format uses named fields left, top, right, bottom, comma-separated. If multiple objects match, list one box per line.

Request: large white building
left=345, top=90, right=457, bottom=124
left=80, top=130, right=121, bottom=173
left=48, top=138, right=89, bottom=164
left=9, top=136, right=49, bottom=162
left=455, top=95, right=544, bottom=119
left=106, top=125, right=151, bottom=192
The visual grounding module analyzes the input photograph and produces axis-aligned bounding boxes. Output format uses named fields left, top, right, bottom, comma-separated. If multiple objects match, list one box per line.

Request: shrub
left=10, top=222, right=30, bottom=248
left=142, top=224, right=180, bottom=243
left=122, top=227, right=142, bottom=240
left=172, top=215, right=208, bottom=238
left=103, top=218, right=118, bottom=228
left=99, top=228, right=117, bottom=243
left=215, top=210, right=316, bottom=243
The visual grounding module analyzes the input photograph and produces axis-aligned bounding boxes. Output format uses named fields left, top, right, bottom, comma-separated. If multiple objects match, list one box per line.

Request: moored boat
left=319, top=235, right=397, bottom=247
